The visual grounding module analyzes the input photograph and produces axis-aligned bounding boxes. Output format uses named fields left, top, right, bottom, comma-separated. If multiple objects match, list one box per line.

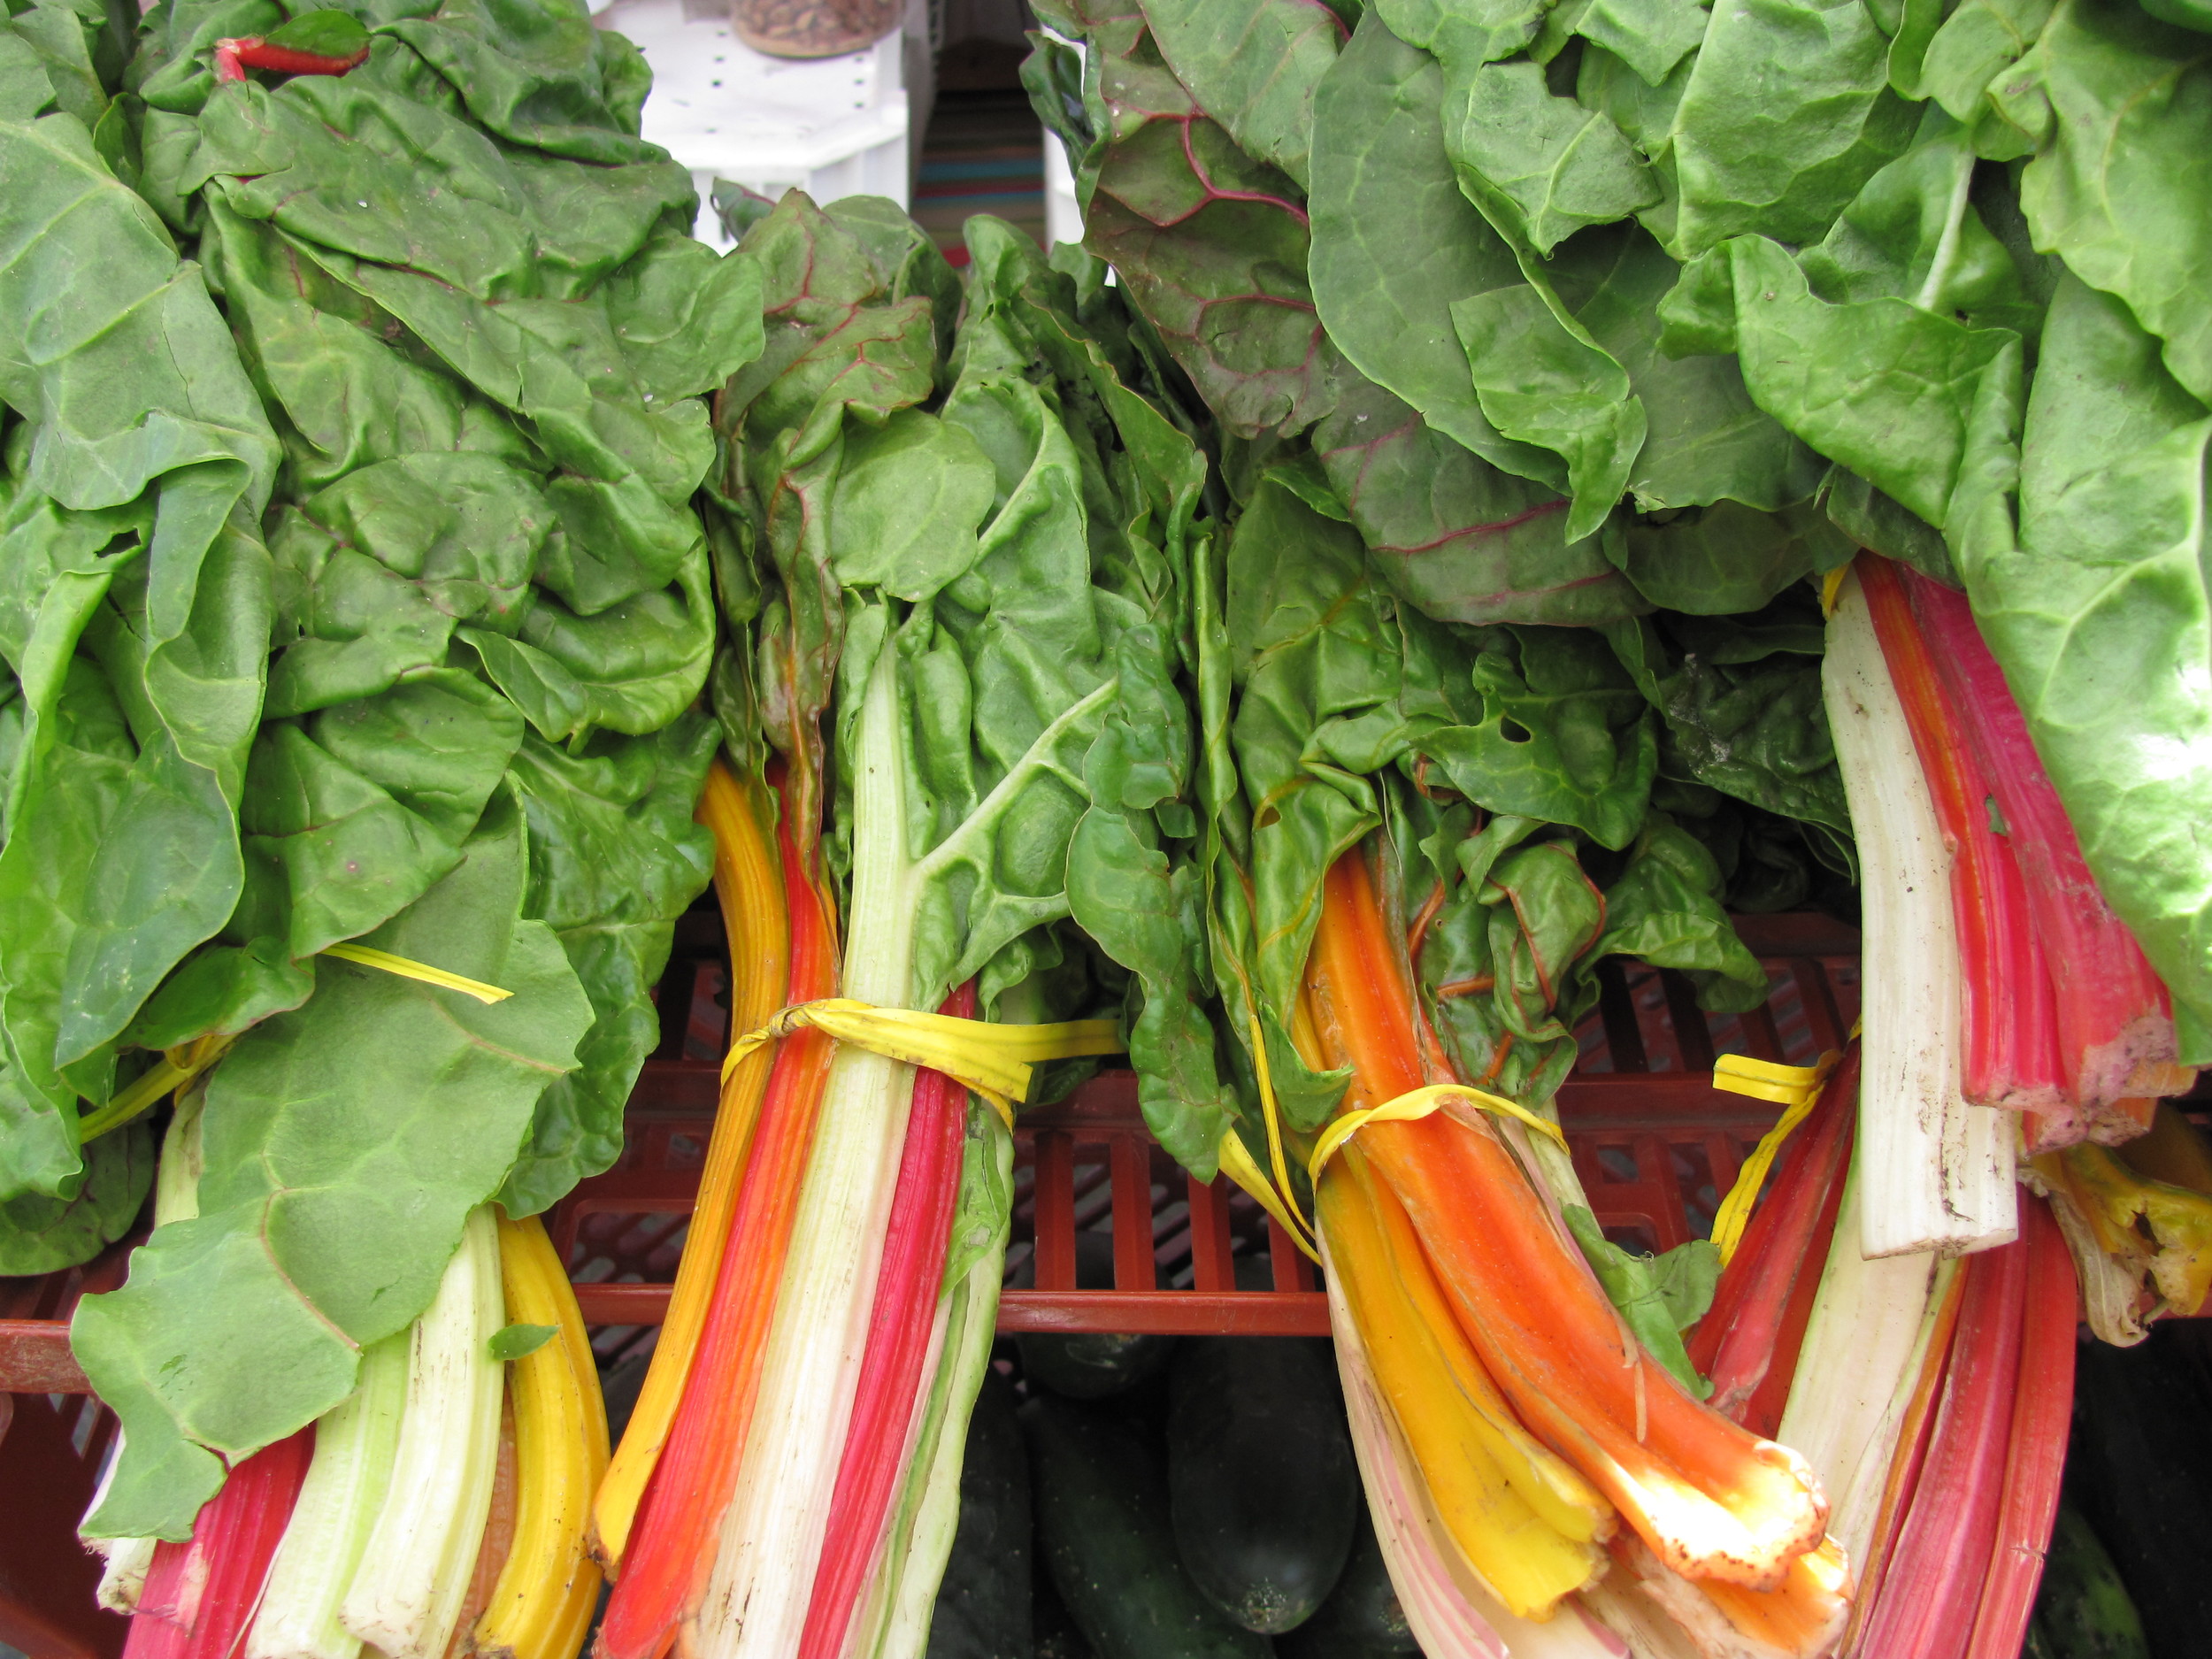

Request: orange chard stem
left=1306, top=852, right=1827, bottom=1591
left=593, top=760, right=791, bottom=1571
left=595, top=803, right=837, bottom=1659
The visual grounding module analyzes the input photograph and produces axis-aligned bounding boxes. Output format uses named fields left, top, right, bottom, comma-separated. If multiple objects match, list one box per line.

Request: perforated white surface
left=596, top=0, right=918, bottom=244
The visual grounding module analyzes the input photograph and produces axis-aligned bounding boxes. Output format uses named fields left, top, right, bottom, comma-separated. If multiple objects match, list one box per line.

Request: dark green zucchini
left=2031, top=1502, right=2149, bottom=1659
left=2068, top=1329, right=2212, bottom=1659
left=1168, top=1337, right=1360, bottom=1634
left=1279, top=1508, right=1417, bottom=1653
left=1021, top=1392, right=1274, bottom=1659
left=1017, top=1233, right=1176, bottom=1400
left=924, top=1367, right=1030, bottom=1659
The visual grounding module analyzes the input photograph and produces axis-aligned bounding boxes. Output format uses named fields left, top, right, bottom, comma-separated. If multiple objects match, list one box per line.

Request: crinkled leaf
left=497, top=717, right=717, bottom=1216
left=1442, top=58, right=1659, bottom=256
left=1667, top=0, right=1918, bottom=257
left=1604, top=603, right=1855, bottom=853
left=1616, top=497, right=1850, bottom=613
left=1311, top=372, right=1644, bottom=626
left=1451, top=284, right=1647, bottom=541
left=1377, top=0, right=1554, bottom=64
left=1796, top=112, right=2040, bottom=336
left=827, top=410, right=998, bottom=603
left=1896, top=0, right=2055, bottom=120
left=1998, top=0, right=2212, bottom=403
left=1594, top=816, right=1770, bottom=1010
left=1574, top=0, right=1711, bottom=86
left=1659, top=234, right=2024, bottom=536
left=0, top=111, right=276, bottom=1197
left=1554, top=222, right=1827, bottom=520
left=1419, top=626, right=1658, bottom=849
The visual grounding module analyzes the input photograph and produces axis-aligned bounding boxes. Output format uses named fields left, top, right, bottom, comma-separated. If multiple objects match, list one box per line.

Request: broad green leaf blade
left=1660, top=234, right=2023, bottom=536
left=0, top=111, right=278, bottom=1194
left=2000, top=0, right=2212, bottom=404
left=1309, top=12, right=1563, bottom=484
left=497, top=717, right=716, bottom=1217
left=74, top=796, right=595, bottom=1538
left=1137, top=0, right=1347, bottom=187
left=1667, top=0, right=1918, bottom=257
left=1311, top=372, right=1644, bottom=626
left=1450, top=285, right=1647, bottom=541
left=1442, top=58, right=1659, bottom=255
left=1574, top=0, right=1712, bottom=87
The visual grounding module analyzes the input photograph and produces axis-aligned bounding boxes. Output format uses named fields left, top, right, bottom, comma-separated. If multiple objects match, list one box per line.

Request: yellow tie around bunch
left=722, top=998, right=1124, bottom=1128
left=1707, top=1049, right=1845, bottom=1264
left=1212, top=1016, right=1571, bottom=1269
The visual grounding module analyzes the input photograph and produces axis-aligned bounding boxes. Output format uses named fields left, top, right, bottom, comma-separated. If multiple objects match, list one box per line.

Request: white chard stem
left=247, top=1333, right=410, bottom=1659
left=1776, top=1164, right=1954, bottom=1570
left=1822, top=569, right=2016, bottom=1258
left=338, top=1205, right=503, bottom=1659
left=694, top=649, right=922, bottom=1659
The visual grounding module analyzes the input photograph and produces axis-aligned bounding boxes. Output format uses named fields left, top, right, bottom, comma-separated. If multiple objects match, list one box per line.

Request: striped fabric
left=914, top=89, right=1046, bottom=263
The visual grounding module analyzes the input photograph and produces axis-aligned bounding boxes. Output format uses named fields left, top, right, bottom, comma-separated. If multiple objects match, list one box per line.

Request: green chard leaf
left=1563, top=1203, right=1719, bottom=1396
left=1998, top=0, right=2212, bottom=405
left=0, top=107, right=277, bottom=1201
left=0, top=1119, right=151, bottom=1275
left=1666, top=0, right=1918, bottom=257
left=1309, top=12, right=1562, bottom=481
left=73, top=795, right=595, bottom=1540
left=1963, top=273, right=2212, bottom=1050
left=1136, top=0, right=1348, bottom=187
left=1311, top=372, right=1645, bottom=627
left=498, top=718, right=717, bottom=1217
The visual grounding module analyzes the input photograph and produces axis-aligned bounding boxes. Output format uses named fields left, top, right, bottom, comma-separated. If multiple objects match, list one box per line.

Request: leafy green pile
left=0, top=0, right=760, bottom=1538
left=1027, top=0, right=2212, bottom=1060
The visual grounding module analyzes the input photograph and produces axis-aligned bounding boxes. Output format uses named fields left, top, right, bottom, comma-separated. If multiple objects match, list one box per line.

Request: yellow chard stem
left=473, top=1213, right=609, bottom=1659
left=590, top=759, right=789, bottom=1572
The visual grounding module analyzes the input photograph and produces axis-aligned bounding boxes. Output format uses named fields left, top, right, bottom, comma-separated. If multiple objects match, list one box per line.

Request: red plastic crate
left=0, top=913, right=1857, bottom=1389
left=547, top=910, right=1859, bottom=1358
left=0, top=912, right=1852, bottom=1659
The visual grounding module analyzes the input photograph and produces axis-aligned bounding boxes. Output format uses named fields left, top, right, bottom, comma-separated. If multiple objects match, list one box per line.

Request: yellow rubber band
left=1217, top=1125, right=1321, bottom=1264
left=722, top=998, right=1124, bottom=1130
left=323, top=942, right=513, bottom=1004
left=1307, top=1082, right=1569, bottom=1187
left=1248, top=1015, right=1316, bottom=1244
left=1709, top=1048, right=1843, bottom=1264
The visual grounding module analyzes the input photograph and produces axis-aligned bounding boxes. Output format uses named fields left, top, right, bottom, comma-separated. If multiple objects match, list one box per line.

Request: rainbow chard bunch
left=1027, top=0, right=2212, bottom=1130
left=591, top=197, right=1232, bottom=1659
left=0, top=0, right=760, bottom=1548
